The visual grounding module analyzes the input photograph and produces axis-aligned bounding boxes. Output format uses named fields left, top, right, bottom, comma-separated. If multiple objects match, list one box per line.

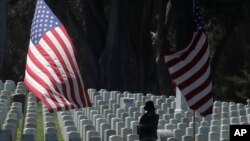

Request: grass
left=16, top=116, right=24, bottom=141
left=53, top=112, right=64, bottom=141
left=37, top=102, right=44, bottom=141
left=11, top=101, right=64, bottom=141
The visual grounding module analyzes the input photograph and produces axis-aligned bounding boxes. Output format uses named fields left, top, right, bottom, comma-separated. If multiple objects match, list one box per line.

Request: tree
left=3, top=0, right=250, bottom=101
left=0, top=0, right=8, bottom=77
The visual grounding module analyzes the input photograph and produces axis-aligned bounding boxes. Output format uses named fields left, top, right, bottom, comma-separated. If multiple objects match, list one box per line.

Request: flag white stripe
left=186, top=82, right=212, bottom=106
left=195, top=98, right=213, bottom=114
left=47, top=30, right=83, bottom=107
left=25, top=0, right=92, bottom=112
left=29, top=41, right=63, bottom=91
left=27, top=56, right=68, bottom=110
left=40, top=34, right=79, bottom=107
left=174, top=48, right=210, bottom=84
left=27, top=48, right=64, bottom=95
left=25, top=71, right=57, bottom=110
left=31, top=40, right=76, bottom=109
left=182, top=65, right=211, bottom=95
left=55, top=27, right=89, bottom=105
left=55, top=28, right=79, bottom=71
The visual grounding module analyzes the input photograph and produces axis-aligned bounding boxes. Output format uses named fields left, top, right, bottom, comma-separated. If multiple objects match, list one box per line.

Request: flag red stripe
left=200, top=106, right=213, bottom=117
left=25, top=0, right=92, bottom=112
left=29, top=44, right=70, bottom=103
left=27, top=47, right=73, bottom=110
left=185, top=75, right=211, bottom=100
left=26, top=65, right=63, bottom=111
left=171, top=39, right=208, bottom=79
left=24, top=78, right=53, bottom=111
left=60, top=26, right=77, bottom=56
left=27, top=47, right=67, bottom=99
left=190, top=91, right=212, bottom=110
left=178, top=59, right=209, bottom=89
left=26, top=57, right=72, bottom=110
left=162, top=2, right=213, bottom=116
left=52, top=28, right=89, bottom=107
left=166, top=32, right=202, bottom=67
left=60, top=28, right=91, bottom=107
left=42, top=33, right=81, bottom=108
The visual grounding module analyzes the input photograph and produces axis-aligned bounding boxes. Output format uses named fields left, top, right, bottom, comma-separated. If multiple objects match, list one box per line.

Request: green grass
left=16, top=116, right=24, bottom=141
left=37, top=102, right=44, bottom=141
left=12, top=101, right=64, bottom=141
left=53, top=112, right=64, bottom=141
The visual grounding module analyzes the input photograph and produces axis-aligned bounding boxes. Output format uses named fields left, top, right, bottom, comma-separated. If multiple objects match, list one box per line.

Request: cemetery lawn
left=16, top=116, right=24, bottom=141
left=37, top=102, right=44, bottom=141
left=38, top=102, right=64, bottom=141
left=16, top=102, right=63, bottom=141
left=53, top=111, right=64, bottom=141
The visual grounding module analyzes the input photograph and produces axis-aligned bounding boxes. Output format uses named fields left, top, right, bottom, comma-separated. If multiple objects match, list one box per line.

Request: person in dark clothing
left=137, top=101, right=159, bottom=141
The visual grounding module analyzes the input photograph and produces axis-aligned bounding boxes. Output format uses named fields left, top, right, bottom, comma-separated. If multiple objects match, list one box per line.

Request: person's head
left=144, top=100, right=155, bottom=112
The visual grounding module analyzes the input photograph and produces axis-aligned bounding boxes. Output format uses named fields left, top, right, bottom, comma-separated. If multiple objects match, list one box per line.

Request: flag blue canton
left=31, top=0, right=62, bottom=45
left=194, top=3, right=206, bottom=32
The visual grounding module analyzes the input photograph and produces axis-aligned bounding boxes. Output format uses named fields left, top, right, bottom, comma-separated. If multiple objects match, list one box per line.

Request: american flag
left=24, top=0, right=92, bottom=112
left=162, top=1, right=213, bottom=116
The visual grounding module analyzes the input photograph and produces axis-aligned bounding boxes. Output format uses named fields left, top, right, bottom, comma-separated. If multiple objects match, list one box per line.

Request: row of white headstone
left=22, top=93, right=38, bottom=141
left=0, top=80, right=24, bottom=141
left=85, top=88, right=250, bottom=141
left=1, top=80, right=250, bottom=141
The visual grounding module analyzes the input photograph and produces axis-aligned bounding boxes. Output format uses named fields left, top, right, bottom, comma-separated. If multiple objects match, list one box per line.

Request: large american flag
left=24, top=0, right=92, bottom=112
left=162, top=1, right=213, bottom=116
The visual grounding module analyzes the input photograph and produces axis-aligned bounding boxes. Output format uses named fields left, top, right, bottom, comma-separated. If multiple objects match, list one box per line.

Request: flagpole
left=192, top=1, right=196, bottom=141
left=193, top=110, right=196, bottom=141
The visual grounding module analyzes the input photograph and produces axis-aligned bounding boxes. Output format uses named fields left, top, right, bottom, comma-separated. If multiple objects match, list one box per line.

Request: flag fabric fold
left=24, top=0, right=92, bottom=112
left=162, top=1, right=213, bottom=116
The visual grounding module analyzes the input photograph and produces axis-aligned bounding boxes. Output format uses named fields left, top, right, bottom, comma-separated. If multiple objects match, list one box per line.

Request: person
left=137, top=100, right=159, bottom=141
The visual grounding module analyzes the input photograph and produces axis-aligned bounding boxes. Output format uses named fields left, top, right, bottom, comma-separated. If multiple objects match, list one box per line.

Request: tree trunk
left=211, top=0, right=246, bottom=75
left=155, top=0, right=173, bottom=96
left=83, top=0, right=107, bottom=60
left=138, top=0, right=160, bottom=94
left=99, top=0, right=130, bottom=91
left=0, top=0, right=8, bottom=77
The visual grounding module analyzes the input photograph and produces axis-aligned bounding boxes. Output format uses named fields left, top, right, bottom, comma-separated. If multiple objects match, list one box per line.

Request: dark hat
left=144, top=101, right=156, bottom=111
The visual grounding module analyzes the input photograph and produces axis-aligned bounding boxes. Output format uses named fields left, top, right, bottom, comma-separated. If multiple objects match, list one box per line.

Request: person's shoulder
left=154, top=113, right=159, bottom=118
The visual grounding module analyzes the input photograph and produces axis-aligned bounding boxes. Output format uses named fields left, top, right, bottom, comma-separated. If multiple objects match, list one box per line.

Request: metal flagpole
left=193, top=110, right=196, bottom=141
left=192, top=1, right=196, bottom=141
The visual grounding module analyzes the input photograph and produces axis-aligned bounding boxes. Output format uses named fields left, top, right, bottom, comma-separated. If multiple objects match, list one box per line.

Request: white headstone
left=104, top=129, right=116, bottom=141
left=208, top=132, right=219, bottom=141
left=173, top=129, right=185, bottom=141
left=100, top=123, right=111, bottom=140
left=126, top=134, right=139, bottom=141
left=167, top=137, right=179, bottom=141
left=116, top=122, right=125, bottom=135
left=109, top=135, right=123, bottom=141
left=182, top=135, right=193, bottom=141
left=121, top=128, right=132, bottom=141
left=82, top=124, right=95, bottom=140
left=220, top=130, right=229, bottom=140
left=86, top=131, right=99, bottom=141
left=195, top=134, right=207, bottom=141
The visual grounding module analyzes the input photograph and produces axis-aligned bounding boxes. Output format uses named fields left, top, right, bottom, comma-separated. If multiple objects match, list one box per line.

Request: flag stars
left=30, top=0, right=62, bottom=44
